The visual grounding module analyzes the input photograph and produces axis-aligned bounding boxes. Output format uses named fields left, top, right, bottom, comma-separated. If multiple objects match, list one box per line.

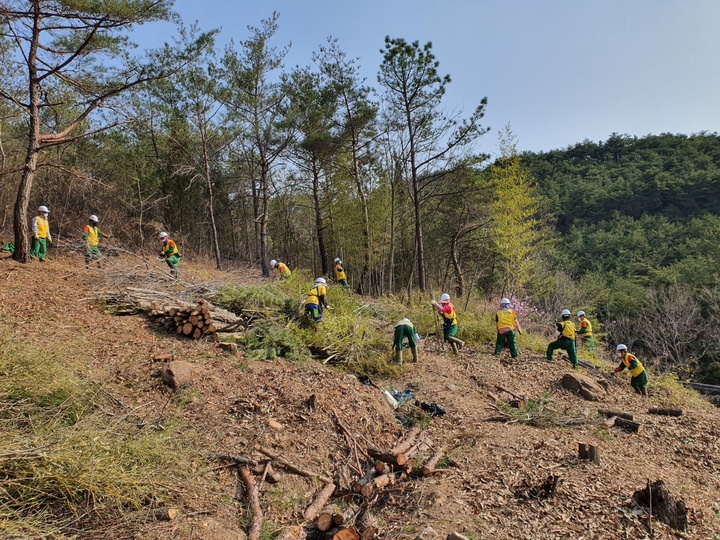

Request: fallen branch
left=648, top=407, right=682, bottom=417
left=255, top=445, right=333, bottom=484
left=239, top=466, right=262, bottom=540
left=422, top=447, right=445, bottom=476
left=390, top=425, right=422, bottom=455
left=598, top=408, right=635, bottom=421
left=304, top=482, right=336, bottom=521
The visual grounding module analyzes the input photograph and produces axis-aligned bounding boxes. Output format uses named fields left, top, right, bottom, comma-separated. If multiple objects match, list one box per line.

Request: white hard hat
left=500, top=297, right=511, bottom=305
left=577, top=310, right=585, bottom=317
left=616, top=344, right=627, bottom=351
left=38, top=205, right=49, bottom=214
left=315, top=277, right=326, bottom=284
left=440, top=293, right=451, bottom=303
left=334, top=258, right=341, bottom=263
left=270, top=259, right=277, bottom=268
left=89, top=215, right=99, bottom=222
left=159, top=231, right=168, bottom=239
left=561, top=309, right=571, bottom=316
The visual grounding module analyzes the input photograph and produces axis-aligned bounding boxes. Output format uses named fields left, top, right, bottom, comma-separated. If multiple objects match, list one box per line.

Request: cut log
left=361, top=526, right=378, bottom=540
left=598, top=408, right=634, bottom=421
left=373, top=472, right=399, bottom=488
left=374, top=461, right=390, bottom=474
left=352, top=466, right=378, bottom=495
left=613, top=417, right=643, bottom=433
left=332, top=527, right=361, bottom=540
left=390, top=425, right=422, bottom=455
left=367, top=448, right=408, bottom=468
left=316, top=512, right=333, bottom=532
left=648, top=407, right=683, bottom=417
left=192, top=328, right=202, bottom=339
left=422, top=446, right=445, bottom=476
left=332, top=513, right=345, bottom=526
left=304, top=482, right=336, bottom=521
left=239, top=467, right=262, bottom=540
left=578, top=443, right=601, bottom=465
left=182, top=322, right=193, bottom=335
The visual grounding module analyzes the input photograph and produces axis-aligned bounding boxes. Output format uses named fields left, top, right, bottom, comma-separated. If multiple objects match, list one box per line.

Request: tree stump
left=578, top=443, right=601, bottom=465
left=632, top=479, right=688, bottom=531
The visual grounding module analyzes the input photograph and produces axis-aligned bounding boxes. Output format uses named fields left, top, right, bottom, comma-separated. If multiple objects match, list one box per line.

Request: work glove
left=47, top=238, right=52, bottom=243
left=34, top=236, right=40, bottom=240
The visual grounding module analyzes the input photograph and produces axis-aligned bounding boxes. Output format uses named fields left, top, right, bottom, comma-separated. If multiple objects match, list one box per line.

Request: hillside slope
left=1, top=253, right=719, bottom=539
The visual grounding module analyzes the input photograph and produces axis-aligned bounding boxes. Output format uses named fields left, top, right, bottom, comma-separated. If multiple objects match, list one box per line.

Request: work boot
left=450, top=342, right=459, bottom=355
left=410, top=346, right=418, bottom=363
left=449, top=337, right=464, bottom=351
left=395, top=350, right=403, bottom=364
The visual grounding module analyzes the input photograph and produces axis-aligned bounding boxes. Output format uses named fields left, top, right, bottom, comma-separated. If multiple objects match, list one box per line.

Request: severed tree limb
left=214, top=453, right=258, bottom=467
left=239, top=466, right=262, bottom=540
left=390, top=425, right=422, bottom=455
left=255, top=445, right=333, bottom=484
left=496, top=385, right=525, bottom=401
left=422, top=446, right=445, bottom=476
left=304, top=482, right=336, bottom=521
left=597, top=408, right=635, bottom=421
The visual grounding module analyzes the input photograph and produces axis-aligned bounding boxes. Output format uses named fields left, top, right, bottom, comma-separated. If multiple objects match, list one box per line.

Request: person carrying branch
left=270, top=259, right=291, bottom=280
left=30, top=205, right=52, bottom=262
left=612, top=344, right=648, bottom=397
left=576, top=311, right=594, bottom=352
left=546, top=309, right=578, bottom=368
left=334, top=257, right=350, bottom=289
left=431, top=293, right=465, bottom=354
left=158, top=231, right=180, bottom=278
left=494, top=298, right=522, bottom=359
left=82, top=214, right=112, bottom=269
left=304, top=277, right=328, bottom=323
left=393, top=318, right=419, bottom=364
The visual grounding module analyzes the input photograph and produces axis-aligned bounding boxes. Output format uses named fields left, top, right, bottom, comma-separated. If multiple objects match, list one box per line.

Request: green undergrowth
left=651, top=372, right=710, bottom=409
left=0, top=337, right=198, bottom=538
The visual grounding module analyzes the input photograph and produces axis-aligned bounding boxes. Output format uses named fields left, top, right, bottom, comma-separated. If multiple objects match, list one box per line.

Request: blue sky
left=134, top=0, right=720, bottom=155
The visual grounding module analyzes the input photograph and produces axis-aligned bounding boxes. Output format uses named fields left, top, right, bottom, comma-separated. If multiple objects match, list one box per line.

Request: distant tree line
left=1, top=6, right=718, bottom=382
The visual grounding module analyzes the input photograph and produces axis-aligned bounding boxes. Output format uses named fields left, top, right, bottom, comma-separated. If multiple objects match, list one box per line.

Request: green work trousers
left=30, top=238, right=48, bottom=261
left=495, top=330, right=518, bottom=358
left=547, top=336, right=578, bottom=367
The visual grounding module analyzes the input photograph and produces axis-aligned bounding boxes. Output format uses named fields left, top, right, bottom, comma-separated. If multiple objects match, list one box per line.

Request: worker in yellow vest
left=494, top=298, right=522, bottom=359
left=304, top=277, right=328, bottom=322
left=30, top=205, right=52, bottom=262
left=613, top=344, right=648, bottom=396
left=158, top=232, right=180, bottom=278
left=334, top=258, right=350, bottom=289
left=576, top=311, right=594, bottom=352
left=270, top=259, right=291, bottom=280
left=546, top=309, right=578, bottom=367
left=82, top=215, right=112, bottom=269
left=431, top=293, right=465, bottom=354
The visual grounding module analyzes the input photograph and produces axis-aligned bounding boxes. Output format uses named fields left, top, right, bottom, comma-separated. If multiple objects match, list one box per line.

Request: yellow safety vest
left=305, top=284, right=326, bottom=306
left=579, top=318, right=593, bottom=336
left=622, top=353, right=645, bottom=377
left=496, top=309, right=517, bottom=331
left=442, top=303, right=457, bottom=326
left=278, top=262, right=291, bottom=277
left=334, top=263, right=346, bottom=281
left=560, top=320, right=575, bottom=339
left=35, top=216, right=49, bottom=239
left=84, top=225, right=100, bottom=246
left=162, top=239, right=179, bottom=257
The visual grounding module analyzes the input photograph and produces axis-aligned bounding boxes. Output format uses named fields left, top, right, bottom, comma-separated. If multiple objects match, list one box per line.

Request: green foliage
left=242, top=322, right=309, bottom=363
left=213, top=283, right=295, bottom=312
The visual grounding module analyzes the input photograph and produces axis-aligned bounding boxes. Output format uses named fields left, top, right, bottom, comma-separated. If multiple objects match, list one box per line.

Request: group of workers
left=26, top=205, right=181, bottom=276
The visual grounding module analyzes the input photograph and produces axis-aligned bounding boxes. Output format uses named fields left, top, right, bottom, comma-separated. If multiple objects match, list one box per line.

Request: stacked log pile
left=148, top=299, right=218, bottom=340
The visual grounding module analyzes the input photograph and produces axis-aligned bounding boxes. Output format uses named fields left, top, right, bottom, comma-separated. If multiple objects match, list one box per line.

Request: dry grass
left=0, top=335, right=200, bottom=538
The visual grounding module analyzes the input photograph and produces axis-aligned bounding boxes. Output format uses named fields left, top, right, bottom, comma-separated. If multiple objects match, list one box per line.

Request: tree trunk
left=351, top=143, right=371, bottom=296
left=312, top=160, right=328, bottom=276
left=450, top=229, right=464, bottom=297
left=199, top=108, right=222, bottom=270
left=13, top=4, right=41, bottom=264
left=259, top=159, right=270, bottom=277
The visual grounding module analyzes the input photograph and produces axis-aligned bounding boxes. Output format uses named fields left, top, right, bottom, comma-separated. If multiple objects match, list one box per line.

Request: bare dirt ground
left=1, top=251, right=719, bottom=540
